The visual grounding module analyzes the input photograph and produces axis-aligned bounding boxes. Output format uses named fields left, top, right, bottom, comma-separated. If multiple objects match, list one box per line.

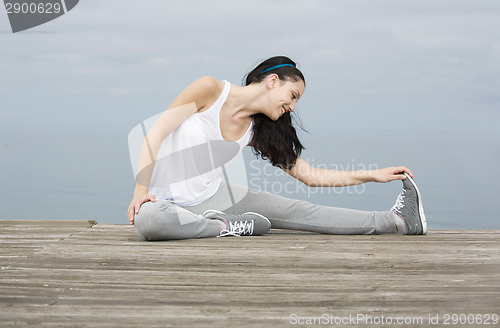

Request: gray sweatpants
left=134, top=183, right=398, bottom=241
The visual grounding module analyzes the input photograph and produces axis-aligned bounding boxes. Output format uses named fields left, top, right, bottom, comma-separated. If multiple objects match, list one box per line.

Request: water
left=1, top=125, right=499, bottom=229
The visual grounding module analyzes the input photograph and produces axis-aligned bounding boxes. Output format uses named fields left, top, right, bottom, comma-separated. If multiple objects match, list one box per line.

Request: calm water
left=1, top=125, right=499, bottom=229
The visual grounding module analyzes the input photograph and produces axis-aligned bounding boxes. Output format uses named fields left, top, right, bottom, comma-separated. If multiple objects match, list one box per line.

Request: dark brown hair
left=244, top=56, right=306, bottom=169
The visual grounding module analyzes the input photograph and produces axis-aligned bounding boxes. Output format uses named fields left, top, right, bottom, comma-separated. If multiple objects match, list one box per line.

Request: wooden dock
left=1, top=220, right=499, bottom=327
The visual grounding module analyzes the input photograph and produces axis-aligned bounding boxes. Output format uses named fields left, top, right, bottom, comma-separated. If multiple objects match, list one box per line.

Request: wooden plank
left=0, top=220, right=97, bottom=227
left=0, top=220, right=98, bottom=269
left=0, top=221, right=499, bottom=327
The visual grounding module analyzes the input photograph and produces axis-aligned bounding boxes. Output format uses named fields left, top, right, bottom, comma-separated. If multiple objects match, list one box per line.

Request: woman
left=127, top=56, right=427, bottom=240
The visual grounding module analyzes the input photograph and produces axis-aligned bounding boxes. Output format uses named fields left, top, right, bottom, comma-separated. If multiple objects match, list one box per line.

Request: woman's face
left=265, top=75, right=305, bottom=121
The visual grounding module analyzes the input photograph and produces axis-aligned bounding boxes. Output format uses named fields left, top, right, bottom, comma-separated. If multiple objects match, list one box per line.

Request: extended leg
left=185, top=183, right=399, bottom=235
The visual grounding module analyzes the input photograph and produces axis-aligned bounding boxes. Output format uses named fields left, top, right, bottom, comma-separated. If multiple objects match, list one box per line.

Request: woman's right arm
left=127, top=76, right=220, bottom=224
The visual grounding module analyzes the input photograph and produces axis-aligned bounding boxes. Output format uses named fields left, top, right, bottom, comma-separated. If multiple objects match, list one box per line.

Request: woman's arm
left=282, top=157, right=414, bottom=187
left=127, top=76, right=221, bottom=224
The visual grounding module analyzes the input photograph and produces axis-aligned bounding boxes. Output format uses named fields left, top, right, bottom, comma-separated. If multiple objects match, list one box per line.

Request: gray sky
left=1, top=0, right=499, bottom=226
left=1, top=0, right=499, bottom=132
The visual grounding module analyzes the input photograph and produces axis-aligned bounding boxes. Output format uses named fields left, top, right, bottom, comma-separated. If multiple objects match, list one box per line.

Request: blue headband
left=262, top=63, right=296, bottom=74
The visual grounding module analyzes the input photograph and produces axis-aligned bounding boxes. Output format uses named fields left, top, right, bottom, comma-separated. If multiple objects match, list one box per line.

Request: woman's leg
left=135, top=181, right=400, bottom=240
left=133, top=199, right=222, bottom=241
left=185, top=183, right=399, bottom=235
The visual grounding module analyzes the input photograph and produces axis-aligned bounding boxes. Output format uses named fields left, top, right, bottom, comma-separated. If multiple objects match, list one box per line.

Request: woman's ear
left=266, top=74, right=279, bottom=89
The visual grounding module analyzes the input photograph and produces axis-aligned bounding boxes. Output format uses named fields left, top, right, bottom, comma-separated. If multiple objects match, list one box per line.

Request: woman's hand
left=127, top=193, right=156, bottom=225
left=371, top=166, right=414, bottom=183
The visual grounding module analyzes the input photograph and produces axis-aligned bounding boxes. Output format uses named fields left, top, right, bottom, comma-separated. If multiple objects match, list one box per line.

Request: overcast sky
left=1, top=1, right=499, bottom=226
left=1, top=0, right=499, bottom=132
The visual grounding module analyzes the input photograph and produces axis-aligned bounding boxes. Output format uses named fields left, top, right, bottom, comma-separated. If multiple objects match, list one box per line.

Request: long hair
left=243, top=56, right=306, bottom=169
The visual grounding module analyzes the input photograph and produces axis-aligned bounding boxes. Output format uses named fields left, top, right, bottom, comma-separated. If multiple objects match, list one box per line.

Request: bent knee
left=133, top=201, right=165, bottom=241
left=133, top=201, right=183, bottom=241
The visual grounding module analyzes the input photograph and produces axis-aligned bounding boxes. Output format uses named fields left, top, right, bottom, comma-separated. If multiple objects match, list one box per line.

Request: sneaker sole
left=404, top=173, right=427, bottom=234
left=202, top=209, right=225, bottom=217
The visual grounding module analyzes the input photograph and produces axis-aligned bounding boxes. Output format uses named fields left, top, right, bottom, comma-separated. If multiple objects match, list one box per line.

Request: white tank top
left=149, top=80, right=254, bottom=206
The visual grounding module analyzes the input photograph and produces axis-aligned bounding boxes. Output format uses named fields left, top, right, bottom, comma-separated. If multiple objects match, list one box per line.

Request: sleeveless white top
left=149, top=80, right=254, bottom=206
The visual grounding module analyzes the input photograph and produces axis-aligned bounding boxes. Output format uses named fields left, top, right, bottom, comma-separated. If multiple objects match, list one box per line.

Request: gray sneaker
left=391, top=173, right=427, bottom=235
left=203, top=209, right=271, bottom=237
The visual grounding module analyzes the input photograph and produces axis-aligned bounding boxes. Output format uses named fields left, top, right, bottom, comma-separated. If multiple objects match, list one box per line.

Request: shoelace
left=218, top=220, right=254, bottom=237
left=391, top=188, right=406, bottom=214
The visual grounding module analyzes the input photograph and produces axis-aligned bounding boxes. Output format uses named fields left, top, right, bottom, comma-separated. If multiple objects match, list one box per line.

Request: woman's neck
left=224, top=83, right=267, bottom=120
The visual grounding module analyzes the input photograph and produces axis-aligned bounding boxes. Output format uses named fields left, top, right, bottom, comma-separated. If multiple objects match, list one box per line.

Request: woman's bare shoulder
left=193, top=76, right=225, bottom=112
left=196, top=76, right=224, bottom=91
left=169, top=76, right=224, bottom=112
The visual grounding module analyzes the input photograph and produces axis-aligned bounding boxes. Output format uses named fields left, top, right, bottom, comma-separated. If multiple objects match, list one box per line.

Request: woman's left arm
left=283, top=157, right=414, bottom=187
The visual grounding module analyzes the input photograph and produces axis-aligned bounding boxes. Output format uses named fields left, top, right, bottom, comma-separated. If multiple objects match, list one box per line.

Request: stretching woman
left=127, top=56, right=427, bottom=240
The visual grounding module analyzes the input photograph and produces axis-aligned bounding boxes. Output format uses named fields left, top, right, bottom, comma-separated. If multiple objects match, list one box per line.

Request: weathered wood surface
left=1, top=220, right=499, bottom=327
